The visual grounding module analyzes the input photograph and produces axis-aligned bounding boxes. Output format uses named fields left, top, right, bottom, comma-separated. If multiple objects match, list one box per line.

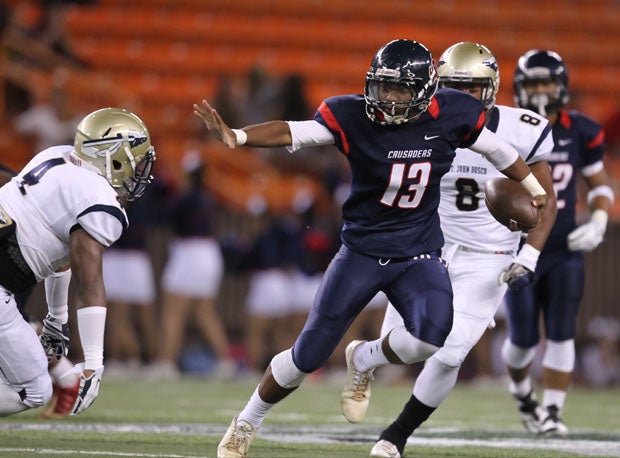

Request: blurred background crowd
left=1, top=0, right=619, bottom=387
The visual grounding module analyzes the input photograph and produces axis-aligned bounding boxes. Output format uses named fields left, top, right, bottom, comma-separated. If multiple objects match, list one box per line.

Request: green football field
left=1, top=376, right=619, bottom=458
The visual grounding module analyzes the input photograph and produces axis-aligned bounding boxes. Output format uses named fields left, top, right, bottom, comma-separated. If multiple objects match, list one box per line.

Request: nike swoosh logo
left=558, top=139, right=572, bottom=146
left=424, top=134, right=440, bottom=140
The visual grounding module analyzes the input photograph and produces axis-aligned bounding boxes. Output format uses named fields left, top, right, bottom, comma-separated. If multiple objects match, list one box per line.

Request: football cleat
left=38, top=379, right=81, bottom=418
left=540, top=404, right=569, bottom=437
left=370, top=439, right=401, bottom=458
left=512, top=390, right=544, bottom=433
left=341, top=340, right=375, bottom=423
left=217, top=416, right=257, bottom=458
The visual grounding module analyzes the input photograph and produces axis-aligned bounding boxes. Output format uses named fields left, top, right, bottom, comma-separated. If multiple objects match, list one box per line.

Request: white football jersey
left=0, top=145, right=127, bottom=280
left=439, top=105, right=553, bottom=252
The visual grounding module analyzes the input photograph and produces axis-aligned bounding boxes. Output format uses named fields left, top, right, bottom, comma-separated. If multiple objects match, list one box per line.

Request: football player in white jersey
left=341, top=42, right=558, bottom=458
left=0, top=107, right=155, bottom=417
left=0, top=165, right=79, bottom=417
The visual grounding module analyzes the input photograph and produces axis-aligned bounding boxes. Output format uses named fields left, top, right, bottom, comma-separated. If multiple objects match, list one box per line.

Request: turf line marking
left=2, top=422, right=620, bottom=457
left=0, top=449, right=205, bottom=458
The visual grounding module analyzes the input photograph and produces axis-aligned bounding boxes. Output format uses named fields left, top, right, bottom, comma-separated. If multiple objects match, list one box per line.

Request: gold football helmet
left=437, top=41, right=499, bottom=112
left=72, top=108, right=156, bottom=200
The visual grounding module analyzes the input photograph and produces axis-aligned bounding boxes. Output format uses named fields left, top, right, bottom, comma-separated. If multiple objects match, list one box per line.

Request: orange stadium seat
left=63, top=0, right=620, bottom=193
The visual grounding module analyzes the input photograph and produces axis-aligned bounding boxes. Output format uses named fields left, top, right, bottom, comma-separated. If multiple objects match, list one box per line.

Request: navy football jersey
left=543, top=109, right=606, bottom=254
left=314, top=88, right=485, bottom=258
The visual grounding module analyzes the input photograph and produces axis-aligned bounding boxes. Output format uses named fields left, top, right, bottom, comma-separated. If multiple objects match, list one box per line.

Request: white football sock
left=353, top=339, right=389, bottom=372
left=509, top=376, right=533, bottom=398
left=238, top=385, right=274, bottom=429
left=542, top=389, right=566, bottom=412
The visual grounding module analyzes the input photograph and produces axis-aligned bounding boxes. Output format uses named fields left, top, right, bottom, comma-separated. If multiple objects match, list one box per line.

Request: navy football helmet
left=365, top=39, right=438, bottom=125
left=513, top=49, right=569, bottom=116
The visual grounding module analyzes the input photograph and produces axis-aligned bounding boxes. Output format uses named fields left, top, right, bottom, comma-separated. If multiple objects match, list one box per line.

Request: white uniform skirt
left=245, top=268, right=293, bottom=317
left=103, top=249, right=156, bottom=304
left=161, top=238, right=224, bottom=298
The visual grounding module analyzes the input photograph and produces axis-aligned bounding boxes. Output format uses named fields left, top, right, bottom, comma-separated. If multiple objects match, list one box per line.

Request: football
left=484, top=177, right=539, bottom=232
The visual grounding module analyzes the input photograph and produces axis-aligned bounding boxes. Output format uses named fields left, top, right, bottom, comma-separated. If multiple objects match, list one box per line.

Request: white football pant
left=0, top=287, right=52, bottom=415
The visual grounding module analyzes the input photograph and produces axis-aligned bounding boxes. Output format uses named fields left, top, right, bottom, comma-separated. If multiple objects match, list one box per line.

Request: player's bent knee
left=17, top=372, right=53, bottom=410
left=542, top=339, right=575, bottom=372
left=270, top=349, right=307, bottom=389
left=433, top=347, right=467, bottom=368
left=501, top=338, right=536, bottom=369
left=388, top=326, right=439, bottom=364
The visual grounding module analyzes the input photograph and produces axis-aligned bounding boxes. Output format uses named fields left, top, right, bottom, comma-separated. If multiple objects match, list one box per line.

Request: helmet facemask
left=123, top=145, right=155, bottom=200
left=365, top=76, right=434, bottom=125
left=515, top=77, right=566, bottom=117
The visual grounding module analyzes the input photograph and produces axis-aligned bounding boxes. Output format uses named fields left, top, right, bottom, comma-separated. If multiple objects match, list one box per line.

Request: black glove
left=498, top=263, right=535, bottom=291
left=40, top=314, right=70, bottom=363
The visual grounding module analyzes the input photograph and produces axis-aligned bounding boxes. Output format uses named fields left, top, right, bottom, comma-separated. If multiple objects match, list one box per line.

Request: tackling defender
left=194, top=39, right=547, bottom=458
left=0, top=107, right=155, bottom=416
left=502, top=49, right=614, bottom=436
left=346, top=42, right=557, bottom=458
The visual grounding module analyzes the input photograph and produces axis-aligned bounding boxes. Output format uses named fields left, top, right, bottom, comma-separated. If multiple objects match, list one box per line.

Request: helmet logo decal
left=81, top=131, right=148, bottom=158
left=127, top=130, right=148, bottom=147
left=81, top=134, right=123, bottom=158
left=482, top=58, right=498, bottom=72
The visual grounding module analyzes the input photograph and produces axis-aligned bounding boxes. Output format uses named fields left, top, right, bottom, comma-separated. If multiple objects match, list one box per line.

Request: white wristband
left=515, top=243, right=540, bottom=272
left=77, top=306, right=107, bottom=370
left=232, top=129, right=247, bottom=146
left=520, top=173, right=546, bottom=197
left=587, top=185, right=615, bottom=206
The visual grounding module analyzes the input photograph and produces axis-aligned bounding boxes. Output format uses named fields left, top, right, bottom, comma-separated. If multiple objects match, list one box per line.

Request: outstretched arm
left=193, top=99, right=292, bottom=148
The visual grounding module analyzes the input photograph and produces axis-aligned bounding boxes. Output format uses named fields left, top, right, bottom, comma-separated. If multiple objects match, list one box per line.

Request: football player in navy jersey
left=502, top=50, right=614, bottom=436
left=194, top=39, right=547, bottom=458
left=365, top=42, right=557, bottom=458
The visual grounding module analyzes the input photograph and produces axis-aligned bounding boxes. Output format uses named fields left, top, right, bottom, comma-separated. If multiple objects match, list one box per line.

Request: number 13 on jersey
left=380, top=162, right=431, bottom=208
